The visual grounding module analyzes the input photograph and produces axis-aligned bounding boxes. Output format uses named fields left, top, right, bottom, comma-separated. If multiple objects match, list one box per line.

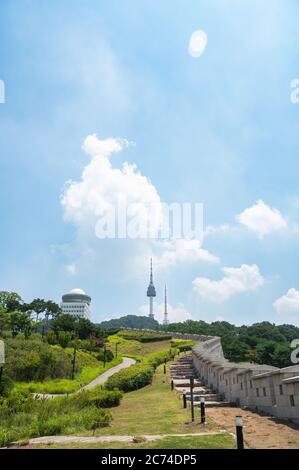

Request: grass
left=107, top=335, right=173, bottom=361
left=15, top=357, right=122, bottom=394
left=26, top=434, right=235, bottom=449
left=91, top=362, right=221, bottom=437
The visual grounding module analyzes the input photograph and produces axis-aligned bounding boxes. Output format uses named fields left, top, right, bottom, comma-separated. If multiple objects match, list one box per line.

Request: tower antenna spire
left=163, top=284, right=169, bottom=326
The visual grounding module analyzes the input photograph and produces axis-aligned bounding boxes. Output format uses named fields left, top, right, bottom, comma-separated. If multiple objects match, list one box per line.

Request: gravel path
left=208, top=406, right=299, bottom=449
left=34, top=357, right=136, bottom=399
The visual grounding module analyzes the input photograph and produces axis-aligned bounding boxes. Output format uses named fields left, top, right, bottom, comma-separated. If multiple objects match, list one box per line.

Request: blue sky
left=1, top=0, right=299, bottom=325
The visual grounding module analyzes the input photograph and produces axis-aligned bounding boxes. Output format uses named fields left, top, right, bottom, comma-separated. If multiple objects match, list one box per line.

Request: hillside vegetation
left=163, top=320, right=299, bottom=367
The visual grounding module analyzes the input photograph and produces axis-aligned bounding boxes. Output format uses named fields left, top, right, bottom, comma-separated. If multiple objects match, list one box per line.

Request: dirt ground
left=208, top=406, right=299, bottom=449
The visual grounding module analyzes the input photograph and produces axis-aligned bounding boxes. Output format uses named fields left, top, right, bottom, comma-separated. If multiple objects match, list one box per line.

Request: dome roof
left=69, top=288, right=86, bottom=295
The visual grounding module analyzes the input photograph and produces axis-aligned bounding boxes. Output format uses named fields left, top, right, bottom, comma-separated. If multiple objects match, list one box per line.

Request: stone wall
left=192, top=337, right=299, bottom=424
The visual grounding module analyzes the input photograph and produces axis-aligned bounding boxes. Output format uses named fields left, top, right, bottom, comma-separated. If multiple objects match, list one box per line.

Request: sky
left=1, top=0, right=299, bottom=325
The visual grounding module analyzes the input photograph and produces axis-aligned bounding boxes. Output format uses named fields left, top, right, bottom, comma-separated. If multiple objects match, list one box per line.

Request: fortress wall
left=191, top=336, right=299, bottom=424
left=118, top=327, right=299, bottom=423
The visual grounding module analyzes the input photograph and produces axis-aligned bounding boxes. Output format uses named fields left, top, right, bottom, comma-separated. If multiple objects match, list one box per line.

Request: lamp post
left=236, top=416, right=244, bottom=449
left=200, top=396, right=206, bottom=424
left=115, top=342, right=119, bottom=358
left=190, top=376, right=195, bottom=422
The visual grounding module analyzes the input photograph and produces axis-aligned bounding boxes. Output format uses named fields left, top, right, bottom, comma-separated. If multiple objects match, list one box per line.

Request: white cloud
left=237, top=200, right=287, bottom=238
left=192, top=264, right=264, bottom=302
left=156, top=239, right=219, bottom=268
left=65, top=263, right=77, bottom=276
left=60, top=135, right=219, bottom=279
left=61, top=134, right=162, bottom=232
left=273, top=288, right=299, bottom=324
left=139, top=302, right=192, bottom=324
left=188, top=30, right=208, bottom=58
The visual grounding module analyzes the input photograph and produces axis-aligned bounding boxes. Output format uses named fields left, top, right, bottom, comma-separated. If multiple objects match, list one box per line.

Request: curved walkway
left=35, top=357, right=136, bottom=399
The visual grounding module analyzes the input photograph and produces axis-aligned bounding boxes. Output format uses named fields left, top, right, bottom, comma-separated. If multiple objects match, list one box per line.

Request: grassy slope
left=96, top=363, right=220, bottom=436
left=107, top=335, right=173, bottom=360
left=16, top=356, right=122, bottom=394
left=25, top=363, right=235, bottom=449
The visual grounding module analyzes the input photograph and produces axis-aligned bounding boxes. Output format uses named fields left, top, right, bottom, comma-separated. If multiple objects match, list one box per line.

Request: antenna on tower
left=163, top=284, right=169, bottom=326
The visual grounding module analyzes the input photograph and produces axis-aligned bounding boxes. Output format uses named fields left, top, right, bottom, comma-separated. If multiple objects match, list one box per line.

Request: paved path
left=17, top=431, right=226, bottom=446
left=34, top=357, right=136, bottom=399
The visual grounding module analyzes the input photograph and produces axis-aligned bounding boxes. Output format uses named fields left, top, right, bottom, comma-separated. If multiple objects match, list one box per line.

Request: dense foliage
left=5, top=335, right=100, bottom=382
left=98, top=315, right=159, bottom=331
left=163, top=320, right=299, bottom=367
left=0, top=387, right=115, bottom=446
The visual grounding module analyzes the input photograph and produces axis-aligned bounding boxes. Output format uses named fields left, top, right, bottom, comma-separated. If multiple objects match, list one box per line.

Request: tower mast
left=163, top=284, right=169, bottom=325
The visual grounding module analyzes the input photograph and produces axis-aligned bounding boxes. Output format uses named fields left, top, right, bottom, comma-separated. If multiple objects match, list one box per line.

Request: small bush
left=170, top=339, right=195, bottom=352
left=105, top=364, right=154, bottom=392
left=97, top=349, right=114, bottom=362
left=0, top=429, right=11, bottom=447
left=71, top=388, right=123, bottom=409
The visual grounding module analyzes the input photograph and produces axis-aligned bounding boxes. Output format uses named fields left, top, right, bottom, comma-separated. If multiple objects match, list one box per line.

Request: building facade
left=60, top=288, right=91, bottom=320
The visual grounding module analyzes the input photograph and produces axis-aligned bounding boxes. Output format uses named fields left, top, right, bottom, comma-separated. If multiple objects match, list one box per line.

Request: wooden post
left=200, top=396, right=206, bottom=424
left=183, top=392, right=187, bottom=408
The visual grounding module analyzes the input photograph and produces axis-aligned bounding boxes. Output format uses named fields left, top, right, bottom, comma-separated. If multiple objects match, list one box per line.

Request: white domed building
left=60, top=288, right=91, bottom=320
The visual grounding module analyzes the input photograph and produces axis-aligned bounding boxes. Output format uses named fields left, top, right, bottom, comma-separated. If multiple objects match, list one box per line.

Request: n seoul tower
left=147, top=258, right=156, bottom=319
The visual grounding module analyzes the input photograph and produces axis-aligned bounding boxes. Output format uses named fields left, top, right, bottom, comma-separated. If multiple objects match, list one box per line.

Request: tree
left=7, top=311, right=33, bottom=338
left=255, top=340, right=276, bottom=365
left=0, top=291, right=23, bottom=312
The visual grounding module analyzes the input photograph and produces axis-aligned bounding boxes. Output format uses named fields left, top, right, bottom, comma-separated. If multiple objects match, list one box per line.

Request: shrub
left=71, top=388, right=123, bottom=409
left=170, top=339, right=195, bottom=352
left=105, top=363, right=154, bottom=392
left=0, top=429, right=11, bottom=447
left=0, top=370, right=14, bottom=397
left=97, top=348, right=114, bottom=362
left=146, top=349, right=177, bottom=368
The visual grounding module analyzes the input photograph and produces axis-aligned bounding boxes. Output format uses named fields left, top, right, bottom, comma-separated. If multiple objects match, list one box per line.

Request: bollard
left=183, top=392, right=187, bottom=409
left=190, top=376, right=195, bottom=422
left=171, top=379, right=174, bottom=391
left=236, top=416, right=244, bottom=449
left=200, top=396, right=206, bottom=424
left=163, top=364, right=166, bottom=375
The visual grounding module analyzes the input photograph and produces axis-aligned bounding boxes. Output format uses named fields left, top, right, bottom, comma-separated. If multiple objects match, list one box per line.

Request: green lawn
left=89, top=363, right=221, bottom=437
left=107, top=335, right=173, bottom=361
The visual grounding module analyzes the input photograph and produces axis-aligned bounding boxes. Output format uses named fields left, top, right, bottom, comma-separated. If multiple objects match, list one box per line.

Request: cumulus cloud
left=60, top=134, right=219, bottom=278
left=237, top=200, right=287, bottom=238
left=61, top=134, right=163, bottom=235
left=188, top=30, right=208, bottom=58
left=192, top=264, right=264, bottom=302
left=273, top=288, right=299, bottom=323
left=156, top=238, right=219, bottom=268
left=139, top=302, right=192, bottom=324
